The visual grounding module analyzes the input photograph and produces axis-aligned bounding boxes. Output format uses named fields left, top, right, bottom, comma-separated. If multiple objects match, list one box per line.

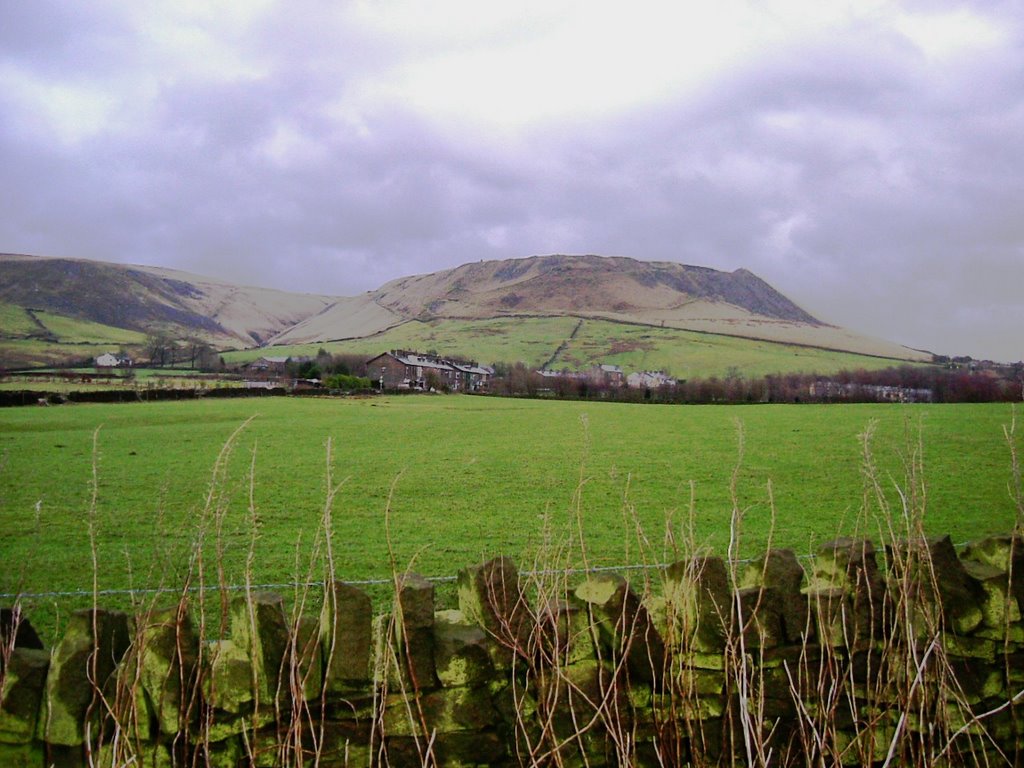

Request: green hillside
left=32, top=309, right=148, bottom=345
left=0, top=302, right=148, bottom=368
left=223, top=316, right=918, bottom=379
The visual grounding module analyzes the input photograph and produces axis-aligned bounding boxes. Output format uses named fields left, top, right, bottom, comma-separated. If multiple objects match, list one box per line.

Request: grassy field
left=223, top=316, right=917, bottom=379
left=0, top=302, right=150, bottom=369
left=0, top=368, right=242, bottom=392
left=1, top=395, right=1020, bottom=638
left=0, top=302, right=40, bottom=336
left=31, top=310, right=147, bottom=345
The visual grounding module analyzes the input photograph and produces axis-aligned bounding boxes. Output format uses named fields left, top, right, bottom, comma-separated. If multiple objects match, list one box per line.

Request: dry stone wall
left=2, top=535, right=1023, bottom=767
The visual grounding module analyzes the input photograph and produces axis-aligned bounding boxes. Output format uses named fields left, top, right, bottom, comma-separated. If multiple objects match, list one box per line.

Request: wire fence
left=0, top=554, right=826, bottom=602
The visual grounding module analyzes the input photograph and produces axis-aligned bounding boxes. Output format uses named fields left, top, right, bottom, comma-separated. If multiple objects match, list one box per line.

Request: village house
left=249, top=356, right=291, bottom=373
left=366, top=350, right=492, bottom=392
left=592, top=364, right=625, bottom=388
left=626, top=370, right=677, bottom=389
left=95, top=353, right=132, bottom=368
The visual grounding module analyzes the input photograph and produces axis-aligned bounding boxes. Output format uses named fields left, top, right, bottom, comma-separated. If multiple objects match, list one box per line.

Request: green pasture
left=552, top=320, right=915, bottom=379
left=1, top=395, right=1020, bottom=637
left=0, top=302, right=40, bottom=336
left=0, top=368, right=241, bottom=392
left=30, top=310, right=147, bottom=345
left=224, top=316, right=581, bottom=368
left=225, top=316, right=917, bottom=379
left=0, top=339, right=120, bottom=369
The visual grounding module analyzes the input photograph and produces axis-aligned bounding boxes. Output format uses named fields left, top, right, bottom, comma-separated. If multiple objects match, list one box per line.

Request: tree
left=145, top=334, right=176, bottom=367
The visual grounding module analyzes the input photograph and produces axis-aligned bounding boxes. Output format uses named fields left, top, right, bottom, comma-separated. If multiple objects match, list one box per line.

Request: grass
left=1, top=396, right=1019, bottom=634
left=222, top=316, right=918, bottom=379
left=224, top=317, right=582, bottom=368
left=0, top=368, right=242, bottom=392
left=0, top=302, right=40, bottom=337
left=553, top=318, right=917, bottom=379
left=30, top=310, right=147, bottom=345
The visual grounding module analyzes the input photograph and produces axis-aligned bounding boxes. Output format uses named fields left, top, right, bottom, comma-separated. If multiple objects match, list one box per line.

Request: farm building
left=366, top=350, right=492, bottom=391
left=626, top=371, right=677, bottom=389
left=592, top=364, right=625, bottom=387
left=95, top=353, right=132, bottom=368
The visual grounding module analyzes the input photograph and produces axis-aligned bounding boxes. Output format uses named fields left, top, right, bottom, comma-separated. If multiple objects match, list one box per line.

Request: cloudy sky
left=1, top=1, right=1021, bottom=361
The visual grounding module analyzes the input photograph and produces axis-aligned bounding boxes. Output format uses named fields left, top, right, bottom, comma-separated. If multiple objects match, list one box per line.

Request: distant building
left=809, top=380, right=933, bottom=403
left=366, top=350, right=492, bottom=392
left=249, top=356, right=292, bottom=373
left=592, top=364, right=625, bottom=388
left=95, top=353, right=132, bottom=368
left=626, top=371, right=677, bottom=389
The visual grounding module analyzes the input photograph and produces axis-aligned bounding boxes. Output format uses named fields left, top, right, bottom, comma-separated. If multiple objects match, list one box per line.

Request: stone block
left=287, top=613, right=323, bottom=702
left=662, top=556, right=731, bottom=654
left=38, top=608, right=130, bottom=746
left=321, top=581, right=373, bottom=690
left=131, top=605, right=199, bottom=736
left=740, top=549, right=809, bottom=642
left=395, top=573, right=438, bottom=689
left=382, top=685, right=498, bottom=737
left=202, top=639, right=253, bottom=716
left=801, top=587, right=848, bottom=647
left=535, top=659, right=629, bottom=740
left=735, top=586, right=785, bottom=649
left=434, top=610, right=494, bottom=688
left=962, top=559, right=1023, bottom=630
left=0, top=741, right=45, bottom=767
left=95, top=740, right=173, bottom=768
left=537, top=597, right=596, bottom=667
left=961, top=534, right=1024, bottom=612
left=457, top=557, right=529, bottom=668
left=808, top=538, right=888, bottom=640
left=0, top=647, right=49, bottom=744
left=574, top=573, right=665, bottom=684
left=229, top=592, right=289, bottom=706
left=886, top=535, right=985, bottom=636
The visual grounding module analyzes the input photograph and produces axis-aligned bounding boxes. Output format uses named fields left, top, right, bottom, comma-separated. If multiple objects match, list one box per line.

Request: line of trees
left=488, top=363, right=1024, bottom=404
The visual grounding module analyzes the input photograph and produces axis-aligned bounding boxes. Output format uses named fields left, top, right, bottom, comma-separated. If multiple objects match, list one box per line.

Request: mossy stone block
left=321, top=581, right=373, bottom=690
left=537, top=597, right=596, bottom=667
left=202, top=639, right=254, bottom=715
left=662, top=556, right=731, bottom=653
left=457, top=557, right=529, bottom=669
left=0, top=741, right=45, bottom=767
left=740, top=549, right=809, bottom=642
left=132, top=606, right=199, bottom=736
left=0, top=647, right=49, bottom=744
left=574, top=574, right=665, bottom=683
left=382, top=685, right=498, bottom=737
left=229, top=592, right=289, bottom=707
left=39, top=608, right=130, bottom=746
left=434, top=610, right=494, bottom=688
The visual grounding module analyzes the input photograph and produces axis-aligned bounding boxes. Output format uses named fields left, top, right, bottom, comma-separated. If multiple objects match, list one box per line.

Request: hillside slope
left=0, top=252, right=931, bottom=366
left=0, top=253, right=333, bottom=347
left=274, top=254, right=929, bottom=361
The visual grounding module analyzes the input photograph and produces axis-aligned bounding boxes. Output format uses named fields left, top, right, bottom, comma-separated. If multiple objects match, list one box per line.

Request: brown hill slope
left=375, top=254, right=819, bottom=323
left=0, top=253, right=333, bottom=347
left=273, top=254, right=928, bottom=361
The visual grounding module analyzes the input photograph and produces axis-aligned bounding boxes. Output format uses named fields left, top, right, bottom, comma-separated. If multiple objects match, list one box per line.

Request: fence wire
left=0, top=554, right=824, bottom=601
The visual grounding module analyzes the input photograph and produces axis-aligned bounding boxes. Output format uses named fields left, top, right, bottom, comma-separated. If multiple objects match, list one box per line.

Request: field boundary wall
left=2, top=533, right=1023, bottom=766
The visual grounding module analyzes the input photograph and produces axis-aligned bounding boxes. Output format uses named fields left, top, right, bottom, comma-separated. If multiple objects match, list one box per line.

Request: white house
left=95, top=353, right=131, bottom=368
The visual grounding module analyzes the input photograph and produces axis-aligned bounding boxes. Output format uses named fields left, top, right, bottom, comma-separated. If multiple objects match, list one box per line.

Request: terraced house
left=366, top=350, right=492, bottom=392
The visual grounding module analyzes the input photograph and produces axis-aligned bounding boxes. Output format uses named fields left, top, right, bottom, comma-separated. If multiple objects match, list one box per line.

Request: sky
left=1, top=1, right=1021, bottom=362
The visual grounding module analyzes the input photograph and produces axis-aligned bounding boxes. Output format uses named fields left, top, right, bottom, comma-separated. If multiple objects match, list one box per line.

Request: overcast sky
left=1, top=1, right=1021, bottom=362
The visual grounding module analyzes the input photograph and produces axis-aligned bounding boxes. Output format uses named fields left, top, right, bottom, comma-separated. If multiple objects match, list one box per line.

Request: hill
left=270, top=254, right=929, bottom=362
left=0, top=253, right=333, bottom=347
left=0, top=252, right=931, bottom=371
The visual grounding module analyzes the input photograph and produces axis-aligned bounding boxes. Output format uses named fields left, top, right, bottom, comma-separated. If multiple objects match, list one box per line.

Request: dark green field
left=2, top=395, right=1020, bottom=628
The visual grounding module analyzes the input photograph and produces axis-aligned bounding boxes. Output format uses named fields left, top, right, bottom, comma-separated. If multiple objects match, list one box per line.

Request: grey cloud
left=0, top=3, right=1021, bottom=361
